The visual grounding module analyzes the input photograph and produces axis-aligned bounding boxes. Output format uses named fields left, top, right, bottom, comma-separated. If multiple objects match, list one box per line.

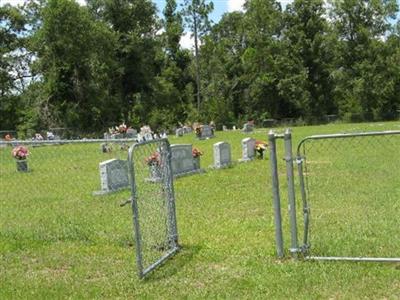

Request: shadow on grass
left=143, top=243, right=203, bottom=282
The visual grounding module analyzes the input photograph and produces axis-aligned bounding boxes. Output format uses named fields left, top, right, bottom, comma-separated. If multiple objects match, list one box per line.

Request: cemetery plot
left=128, top=139, right=180, bottom=278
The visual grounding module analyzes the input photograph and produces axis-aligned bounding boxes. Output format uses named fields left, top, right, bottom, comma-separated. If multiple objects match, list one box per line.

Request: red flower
left=145, top=152, right=160, bottom=166
left=192, top=148, right=203, bottom=158
left=12, top=146, right=29, bottom=160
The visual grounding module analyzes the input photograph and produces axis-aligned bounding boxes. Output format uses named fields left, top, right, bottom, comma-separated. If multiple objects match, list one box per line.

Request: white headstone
left=144, top=132, right=153, bottom=141
left=239, top=138, right=256, bottom=162
left=213, top=142, right=231, bottom=169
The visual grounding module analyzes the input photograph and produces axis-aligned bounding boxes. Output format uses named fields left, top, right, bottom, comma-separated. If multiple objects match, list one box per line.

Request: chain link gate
left=127, top=139, right=180, bottom=278
left=270, top=129, right=400, bottom=262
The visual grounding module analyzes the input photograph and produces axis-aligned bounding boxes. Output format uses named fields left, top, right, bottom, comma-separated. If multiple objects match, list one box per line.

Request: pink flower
left=12, top=146, right=29, bottom=160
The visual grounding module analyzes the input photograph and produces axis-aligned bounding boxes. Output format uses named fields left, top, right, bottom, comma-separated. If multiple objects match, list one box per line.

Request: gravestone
left=183, top=126, right=192, bottom=134
left=144, top=132, right=153, bottom=141
left=198, top=125, right=214, bottom=140
left=94, top=159, right=129, bottom=195
left=126, top=128, right=137, bottom=139
left=170, top=144, right=203, bottom=177
left=175, top=128, right=184, bottom=137
left=239, top=138, right=256, bottom=162
left=213, top=142, right=231, bottom=169
left=222, top=125, right=228, bottom=131
left=233, top=125, right=237, bottom=130
left=242, top=123, right=254, bottom=133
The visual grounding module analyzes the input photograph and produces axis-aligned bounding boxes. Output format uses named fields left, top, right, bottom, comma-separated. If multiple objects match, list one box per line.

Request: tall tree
left=87, top=0, right=160, bottom=126
left=182, top=0, right=214, bottom=112
left=330, top=0, right=399, bottom=121
left=283, top=0, right=336, bottom=121
left=31, top=0, right=116, bottom=130
left=0, top=4, right=27, bottom=130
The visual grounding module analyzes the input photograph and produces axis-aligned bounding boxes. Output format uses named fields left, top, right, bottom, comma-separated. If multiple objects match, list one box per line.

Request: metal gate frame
left=127, top=139, right=180, bottom=278
left=269, top=129, right=400, bottom=262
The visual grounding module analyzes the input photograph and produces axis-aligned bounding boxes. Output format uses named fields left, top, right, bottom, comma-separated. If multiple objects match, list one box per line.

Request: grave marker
left=213, top=142, right=231, bottom=169
left=239, top=138, right=256, bottom=162
left=94, top=159, right=129, bottom=195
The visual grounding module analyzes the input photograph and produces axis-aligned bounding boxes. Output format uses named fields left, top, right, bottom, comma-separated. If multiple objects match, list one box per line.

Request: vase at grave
left=193, top=156, right=200, bottom=170
left=16, top=159, right=28, bottom=172
left=149, top=164, right=162, bottom=180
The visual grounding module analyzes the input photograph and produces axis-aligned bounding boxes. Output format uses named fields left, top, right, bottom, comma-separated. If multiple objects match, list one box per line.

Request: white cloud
left=279, top=0, right=294, bottom=9
left=180, top=31, right=195, bottom=50
left=227, top=0, right=245, bottom=12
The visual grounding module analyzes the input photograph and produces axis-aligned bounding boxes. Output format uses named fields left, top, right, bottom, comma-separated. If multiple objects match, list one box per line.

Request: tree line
left=1, top=0, right=400, bottom=136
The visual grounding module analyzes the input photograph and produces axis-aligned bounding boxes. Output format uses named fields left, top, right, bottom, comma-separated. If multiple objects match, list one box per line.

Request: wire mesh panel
left=296, top=131, right=400, bottom=261
left=128, top=139, right=180, bottom=278
left=0, top=139, right=134, bottom=201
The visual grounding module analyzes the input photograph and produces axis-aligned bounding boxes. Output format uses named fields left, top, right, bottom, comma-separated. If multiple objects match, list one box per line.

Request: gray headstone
left=176, top=128, right=184, bottom=137
left=222, top=125, right=228, bottom=131
left=242, top=123, right=254, bottom=133
left=213, top=142, right=231, bottom=169
left=170, top=144, right=204, bottom=177
left=239, top=138, right=256, bottom=162
left=126, top=128, right=137, bottom=138
left=233, top=125, right=237, bottom=130
left=144, top=133, right=153, bottom=141
left=183, top=126, right=192, bottom=134
left=95, top=159, right=129, bottom=194
left=199, top=125, right=214, bottom=139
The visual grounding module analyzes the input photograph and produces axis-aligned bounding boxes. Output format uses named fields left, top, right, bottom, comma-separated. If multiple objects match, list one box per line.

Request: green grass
left=1, top=121, right=400, bottom=299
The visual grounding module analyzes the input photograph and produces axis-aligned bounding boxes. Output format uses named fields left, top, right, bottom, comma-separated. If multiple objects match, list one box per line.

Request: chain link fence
left=296, top=131, right=400, bottom=261
left=0, top=139, right=135, bottom=203
left=128, top=139, right=179, bottom=278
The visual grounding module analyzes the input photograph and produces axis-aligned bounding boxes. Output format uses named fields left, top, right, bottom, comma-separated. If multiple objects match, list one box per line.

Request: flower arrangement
left=192, top=148, right=203, bottom=158
left=255, top=140, right=267, bottom=158
left=145, top=152, right=160, bottom=166
left=195, top=126, right=202, bottom=138
left=12, top=146, right=29, bottom=160
left=117, top=123, right=127, bottom=134
left=109, top=122, right=128, bottom=135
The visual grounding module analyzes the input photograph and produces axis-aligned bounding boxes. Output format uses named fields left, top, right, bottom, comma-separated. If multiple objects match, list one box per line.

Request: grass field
left=1, top=121, right=400, bottom=299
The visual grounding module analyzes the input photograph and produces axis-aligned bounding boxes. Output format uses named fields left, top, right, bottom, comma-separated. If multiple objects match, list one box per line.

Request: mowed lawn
left=1, top=122, right=400, bottom=299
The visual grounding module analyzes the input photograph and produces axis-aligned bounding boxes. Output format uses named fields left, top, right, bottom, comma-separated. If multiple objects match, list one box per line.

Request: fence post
left=284, top=129, right=299, bottom=258
left=268, top=130, right=284, bottom=258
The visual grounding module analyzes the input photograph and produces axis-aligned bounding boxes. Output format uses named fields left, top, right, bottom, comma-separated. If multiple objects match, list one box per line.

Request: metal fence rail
left=296, top=130, right=400, bottom=262
left=128, top=139, right=180, bottom=278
